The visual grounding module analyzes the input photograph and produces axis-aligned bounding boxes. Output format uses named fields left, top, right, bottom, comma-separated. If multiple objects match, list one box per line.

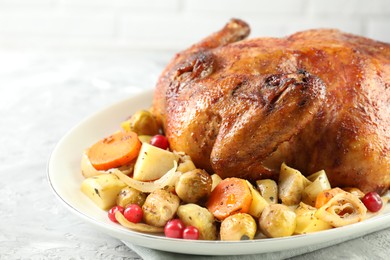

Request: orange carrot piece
left=315, top=188, right=344, bottom=208
left=87, top=131, right=141, bottom=171
left=206, top=177, right=253, bottom=221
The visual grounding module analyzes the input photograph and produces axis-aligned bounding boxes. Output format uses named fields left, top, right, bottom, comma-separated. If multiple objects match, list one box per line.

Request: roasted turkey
left=152, top=19, right=390, bottom=194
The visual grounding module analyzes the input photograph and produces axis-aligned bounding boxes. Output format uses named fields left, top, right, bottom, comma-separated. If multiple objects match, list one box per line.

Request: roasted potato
left=278, top=163, right=311, bottom=206
left=246, top=180, right=269, bottom=218
left=133, top=142, right=179, bottom=181
left=256, top=179, right=278, bottom=204
left=138, top=135, right=152, bottom=143
left=294, top=202, right=332, bottom=234
left=211, top=174, right=222, bottom=191
left=302, top=170, right=331, bottom=206
left=176, top=154, right=196, bottom=173
left=81, top=174, right=126, bottom=210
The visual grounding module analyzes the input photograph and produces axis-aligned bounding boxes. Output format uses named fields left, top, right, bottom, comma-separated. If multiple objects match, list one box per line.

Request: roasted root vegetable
left=133, top=142, right=179, bottom=181
left=278, top=163, right=311, bottom=206
left=256, top=179, right=278, bottom=204
left=259, top=204, right=297, bottom=238
left=81, top=174, right=126, bottom=210
left=142, top=188, right=180, bottom=227
left=220, top=213, right=257, bottom=241
left=116, top=186, right=147, bottom=208
left=87, top=131, right=141, bottom=171
left=176, top=153, right=196, bottom=173
left=211, top=174, right=222, bottom=191
left=121, top=110, right=160, bottom=136
left=294, top=202, right=332, bottom=234
left=138, top=135, right=152, bottom=143
left=246, top=180, right=269, bottom=218
left=175, top=169, right=212, bottom=203
left=302, top=170, right=331, bottom=206
left=207, top=177, right=253, bottom=220
left=177, top=203, right=217, bottom=240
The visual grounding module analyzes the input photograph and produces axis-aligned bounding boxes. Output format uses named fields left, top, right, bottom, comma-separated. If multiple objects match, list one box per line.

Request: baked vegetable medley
left=80, top=109, right=389, bottom=240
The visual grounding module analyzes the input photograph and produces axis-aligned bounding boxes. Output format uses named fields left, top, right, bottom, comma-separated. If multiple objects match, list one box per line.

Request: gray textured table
left=1, top=51, right=389, bottom=260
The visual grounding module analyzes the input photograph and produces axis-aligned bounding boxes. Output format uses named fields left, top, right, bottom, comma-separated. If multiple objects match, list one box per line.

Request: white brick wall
left=0, top=0, right=388, bottom=52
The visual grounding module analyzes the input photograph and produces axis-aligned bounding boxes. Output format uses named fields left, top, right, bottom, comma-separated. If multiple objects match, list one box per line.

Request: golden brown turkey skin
left=152, top=19, right=390, bottom=194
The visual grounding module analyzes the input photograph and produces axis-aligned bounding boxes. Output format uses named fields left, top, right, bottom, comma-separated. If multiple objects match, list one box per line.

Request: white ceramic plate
left=48, top=89, right=390, bottom=256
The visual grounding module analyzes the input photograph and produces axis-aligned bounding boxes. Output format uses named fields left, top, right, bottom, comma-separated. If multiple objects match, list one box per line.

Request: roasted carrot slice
left=87, top=131, right=141, bottom=171
left=206, top=177, right=253, bottom=220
